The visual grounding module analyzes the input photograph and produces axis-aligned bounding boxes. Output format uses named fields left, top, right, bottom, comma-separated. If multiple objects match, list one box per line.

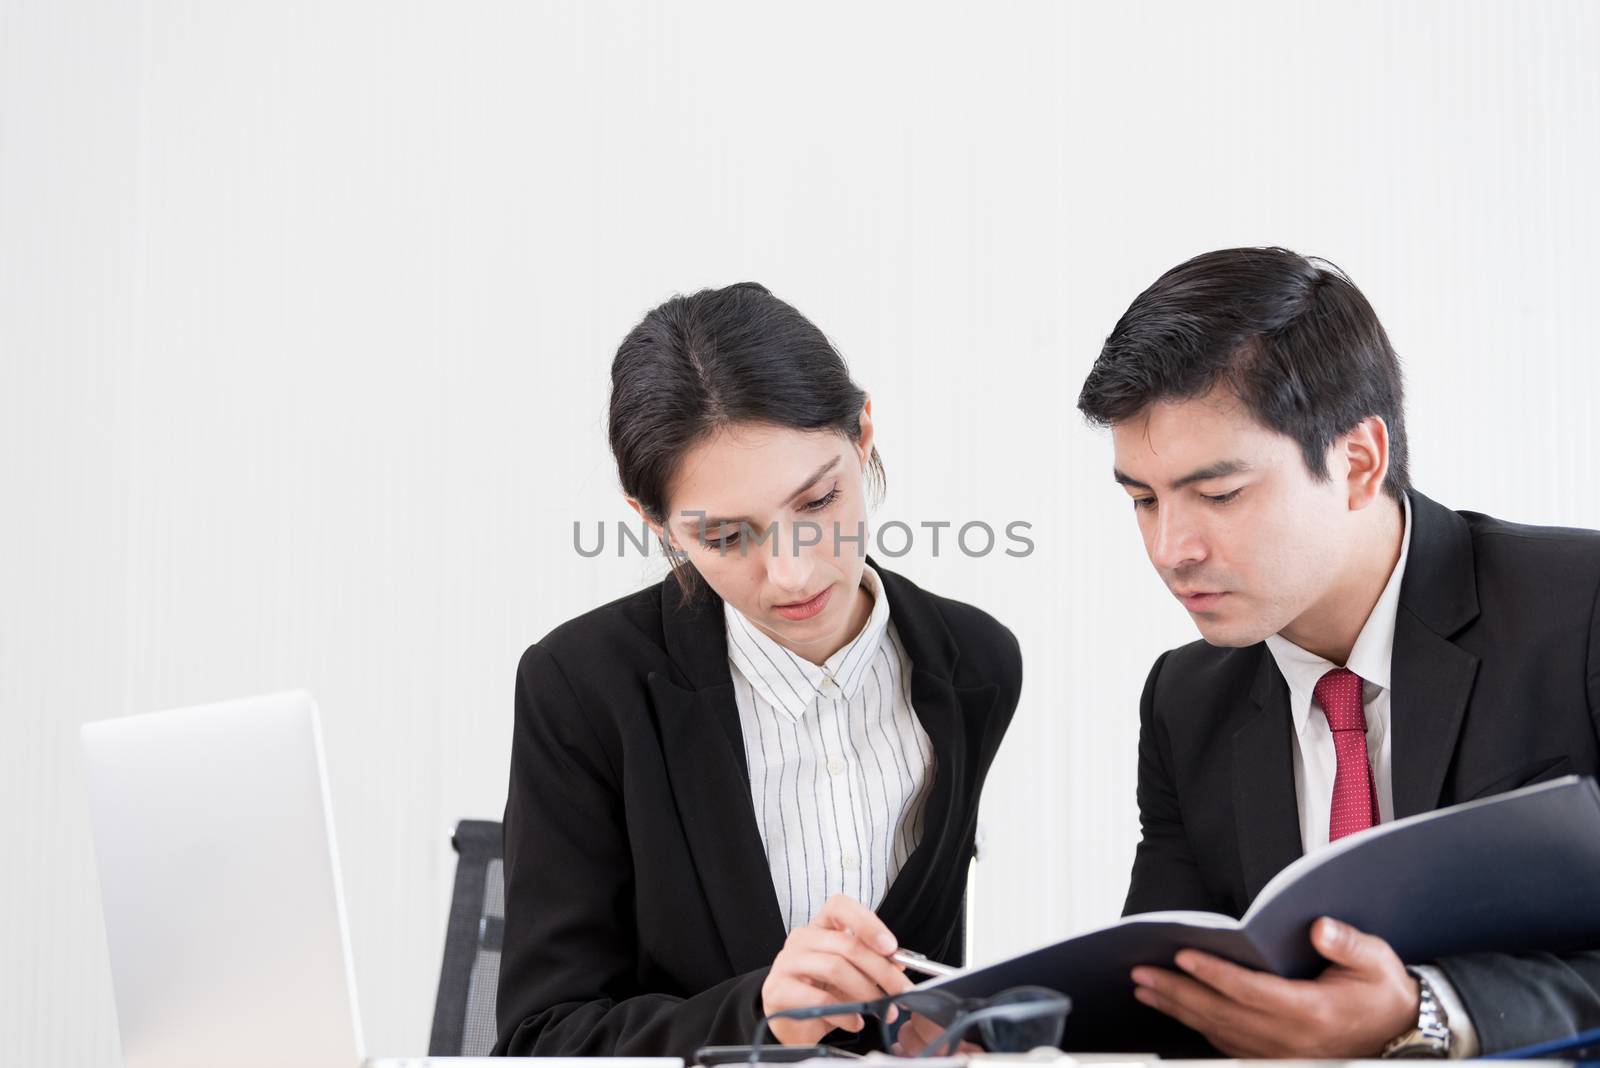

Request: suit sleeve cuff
left=1415, top=964, right=1481, bottom=1058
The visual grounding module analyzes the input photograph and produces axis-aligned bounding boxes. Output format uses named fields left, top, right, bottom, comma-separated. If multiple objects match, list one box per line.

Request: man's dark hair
left=1077, top=247, right=1410, bottom=502
left=609, top=281, right=883, bottom=595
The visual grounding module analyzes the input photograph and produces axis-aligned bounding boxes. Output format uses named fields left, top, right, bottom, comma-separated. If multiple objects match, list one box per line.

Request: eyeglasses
left=750, top=985, right=1071, bottom=1062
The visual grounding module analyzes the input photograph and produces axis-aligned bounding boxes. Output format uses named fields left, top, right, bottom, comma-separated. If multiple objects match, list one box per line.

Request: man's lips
left=1174, top=589, right=1227, bottom=611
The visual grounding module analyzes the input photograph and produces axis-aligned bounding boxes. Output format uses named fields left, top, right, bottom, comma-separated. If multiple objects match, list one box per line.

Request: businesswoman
left=492, top=283, right=1022, bottom=1059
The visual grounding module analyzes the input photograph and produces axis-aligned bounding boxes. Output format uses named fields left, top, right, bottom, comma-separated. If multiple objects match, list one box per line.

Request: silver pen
left=891, top=948, right=960, bottom=977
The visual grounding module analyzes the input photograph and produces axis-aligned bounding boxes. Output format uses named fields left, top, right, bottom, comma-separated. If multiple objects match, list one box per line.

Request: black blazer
left=1122, top=490, right=1600, bottom=1054
left=492, top=560, right=1021, bottom=1059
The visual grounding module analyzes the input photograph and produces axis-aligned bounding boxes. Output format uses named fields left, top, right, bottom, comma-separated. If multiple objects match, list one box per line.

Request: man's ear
left=1341, top=415, right=1391, bottom=511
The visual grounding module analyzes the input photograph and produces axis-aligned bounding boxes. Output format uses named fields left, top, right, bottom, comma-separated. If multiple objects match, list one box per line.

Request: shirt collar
left=724, top=564, right=894, bottom=720
left=1265, top=494, right=1413, bottom=734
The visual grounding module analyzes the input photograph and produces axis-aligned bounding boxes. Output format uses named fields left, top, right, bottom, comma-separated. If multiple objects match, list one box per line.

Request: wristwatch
left=1383, top=967, right=1452, bottom=1058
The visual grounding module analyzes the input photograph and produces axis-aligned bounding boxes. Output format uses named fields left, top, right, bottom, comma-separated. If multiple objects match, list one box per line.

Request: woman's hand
left=890, top=1014, right=983, bottom=1057
left=761, top=894, right=914, bottom=1045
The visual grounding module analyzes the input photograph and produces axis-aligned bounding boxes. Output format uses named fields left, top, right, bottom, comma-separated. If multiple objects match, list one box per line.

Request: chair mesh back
left=460, top=858, right=504, bottom=1053
left=428, top=821, right=505, bottom=1056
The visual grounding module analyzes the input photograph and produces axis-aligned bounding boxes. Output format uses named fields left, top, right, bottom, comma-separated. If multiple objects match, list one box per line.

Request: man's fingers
left=1205, top=1027, right=1277, bottom=1060
left=812, top=894, right=898, bottom=954
left=1130, top=928, right=1417, bottom=1059
left=1311, top=917, right=1392, bottom=973
left=1172, top=950, right=1317, bottom=1018
left=1131, top=983, right=1205, bottom=1035
left=1132, top=981, right=1268, bottom=1055
left=1131, top=966, right=1270, bottom=1043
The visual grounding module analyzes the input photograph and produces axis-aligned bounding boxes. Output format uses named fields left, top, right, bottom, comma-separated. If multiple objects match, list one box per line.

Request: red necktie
left=1313, top=666, right=1377, bottom=841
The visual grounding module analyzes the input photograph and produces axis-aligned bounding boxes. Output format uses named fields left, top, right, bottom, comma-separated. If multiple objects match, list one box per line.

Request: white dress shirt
left=1265, top=495, right=1411, bottom=855
left=725, top=564, right=934, bottom=932
left=1263, top=495, right=1478, bottom=1055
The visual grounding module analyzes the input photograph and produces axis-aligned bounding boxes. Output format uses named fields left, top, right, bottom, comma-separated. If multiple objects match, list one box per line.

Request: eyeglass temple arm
left=748, top=999, right=880, bottom=1063
left=915, top=999, right=1070, bottom=1059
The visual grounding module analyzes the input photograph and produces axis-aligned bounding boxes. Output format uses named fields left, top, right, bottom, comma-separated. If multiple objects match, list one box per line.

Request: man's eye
left=1132, top=497, right=1156, bottom=511
left=1203, top=490, right=1241, bottom=505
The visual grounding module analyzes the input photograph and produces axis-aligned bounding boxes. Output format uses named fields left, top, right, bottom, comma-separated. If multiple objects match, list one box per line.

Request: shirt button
left=842, top=855, right=859, bottom=871
left=826, top=757, right=845, bottom=776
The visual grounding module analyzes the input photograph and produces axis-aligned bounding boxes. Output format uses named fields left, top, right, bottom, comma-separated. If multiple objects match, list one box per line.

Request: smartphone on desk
left=694, top=1044, right=863, bottom=1065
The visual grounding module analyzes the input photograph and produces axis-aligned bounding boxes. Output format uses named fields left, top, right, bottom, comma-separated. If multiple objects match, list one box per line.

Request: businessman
left=1076, top=247, right=1600, bottom=1057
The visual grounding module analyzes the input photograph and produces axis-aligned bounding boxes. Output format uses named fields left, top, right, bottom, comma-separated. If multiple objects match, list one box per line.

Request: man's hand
left=1130, top=917, right=1421, bottom=1058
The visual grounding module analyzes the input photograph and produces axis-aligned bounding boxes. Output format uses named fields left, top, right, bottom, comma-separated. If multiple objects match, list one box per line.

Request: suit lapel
left=1233, top=649, right=1304, bottom=904
left=873, top=563, right=995, bottom=937
left=1390, top=492, right=1482, bottom=818
left=1389, top=610, right=1478, bottom=817
left=875, top=667, right=997, bottom=933
left=653, top=577, right=786, bottom=973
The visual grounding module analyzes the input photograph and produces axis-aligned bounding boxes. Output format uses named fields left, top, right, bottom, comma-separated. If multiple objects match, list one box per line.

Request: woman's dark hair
left=1077, top=247, right=1410, bottom=503
left=609, top=282, right=884, bottom=594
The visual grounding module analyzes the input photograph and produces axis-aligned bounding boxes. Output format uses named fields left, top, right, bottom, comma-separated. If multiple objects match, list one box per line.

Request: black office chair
left=428, top=819, right=505, bottom=1056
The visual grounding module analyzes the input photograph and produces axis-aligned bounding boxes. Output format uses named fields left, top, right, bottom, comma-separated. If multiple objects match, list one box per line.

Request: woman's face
left=647, top=410, right=876, bottom=662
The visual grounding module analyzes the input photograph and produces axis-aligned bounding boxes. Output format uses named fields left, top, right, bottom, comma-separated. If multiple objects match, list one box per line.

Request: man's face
left=1110, top=389, right=1353, bottom=647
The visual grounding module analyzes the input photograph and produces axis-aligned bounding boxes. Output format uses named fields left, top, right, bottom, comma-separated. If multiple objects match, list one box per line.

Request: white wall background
left=5, top=1, right=1599, bottom=1063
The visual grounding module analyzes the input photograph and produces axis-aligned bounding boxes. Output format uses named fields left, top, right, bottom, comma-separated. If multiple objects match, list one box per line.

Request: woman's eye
left=706, top=529, right=741, bottom=549
left=802, top=487, right=840, bottom=512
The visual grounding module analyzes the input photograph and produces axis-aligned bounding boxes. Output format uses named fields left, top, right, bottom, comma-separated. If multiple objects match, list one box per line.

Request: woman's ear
left=624, top=497, right=667, bottom=542
left=627, top=496, right=688, bottom=558
left=856, top=396, right=875, bottom=467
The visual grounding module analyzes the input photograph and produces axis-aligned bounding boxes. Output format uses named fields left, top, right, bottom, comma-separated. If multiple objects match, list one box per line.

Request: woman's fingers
left=776, top=949, right=887, bottom=1006
left=765, top=1016, right=829, bottom=1046
left=760, top=974, right=866, bottom=1041
left=804, top=896, right=911, bottom=995
left=790, top=927, right=912, bottom=997
left=892, top=1013, right=983, bottom=1056
left=892, top=1012, right=945, bottom=1056
left=812, top=894, right=898, bottom=954
left=762, top=897, right=911, bottom=1046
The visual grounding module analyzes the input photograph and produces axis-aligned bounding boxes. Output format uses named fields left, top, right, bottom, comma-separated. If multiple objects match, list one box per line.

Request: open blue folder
left=922, top=776, right=1600, bottom=1052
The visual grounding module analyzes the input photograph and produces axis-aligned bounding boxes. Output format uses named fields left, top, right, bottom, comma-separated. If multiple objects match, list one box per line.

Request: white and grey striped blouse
left=724, top=564, right=935, bottom=932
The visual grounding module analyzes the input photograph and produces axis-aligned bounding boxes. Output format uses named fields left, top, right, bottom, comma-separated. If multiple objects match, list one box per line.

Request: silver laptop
left=81, top=691, right=680, bottom=1068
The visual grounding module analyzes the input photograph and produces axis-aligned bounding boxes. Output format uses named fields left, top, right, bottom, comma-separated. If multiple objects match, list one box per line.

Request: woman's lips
left=774, top=584, right=833, bottom=621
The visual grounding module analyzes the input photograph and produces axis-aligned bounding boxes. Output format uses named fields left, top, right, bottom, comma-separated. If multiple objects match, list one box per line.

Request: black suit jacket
left=492, top=561, right=1021, bottom=1059
left=1123, top=490, right=1600, bottom=1054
